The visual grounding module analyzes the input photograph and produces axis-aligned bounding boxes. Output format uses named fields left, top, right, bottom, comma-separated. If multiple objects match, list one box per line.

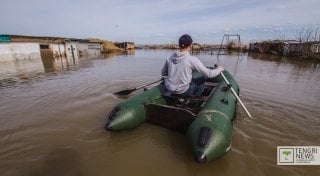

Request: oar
left=114, top=78, right=164, bottom=96
left=220, top=71, right=253, bottom=119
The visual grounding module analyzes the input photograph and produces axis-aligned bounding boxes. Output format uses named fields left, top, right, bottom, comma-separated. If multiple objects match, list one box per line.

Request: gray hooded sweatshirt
left=161, top=51, right=220, bottom=94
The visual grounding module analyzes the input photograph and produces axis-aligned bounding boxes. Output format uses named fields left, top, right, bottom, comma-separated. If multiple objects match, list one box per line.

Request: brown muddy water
left=0, top=50, right=319, bottom=176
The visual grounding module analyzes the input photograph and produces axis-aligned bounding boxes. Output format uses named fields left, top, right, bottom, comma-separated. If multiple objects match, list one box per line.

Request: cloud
left=154, top=33, right=167, bottom=37
left=0, top=0, right=319, bottom=43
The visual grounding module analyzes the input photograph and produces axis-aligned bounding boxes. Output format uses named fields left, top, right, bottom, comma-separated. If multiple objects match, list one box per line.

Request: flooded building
left=249, top=40, right=284, bottom=55
left=114, top=42, right=135, bottom=50
left=192, top=43, right=201, bottom=50
left=0, top=35, right=42, bottom=61
left=76, top=38, right=102, bottom=57
left=249, top=40, right=314, bottom=56
left=310, top=42, right=320, bottom=53
left=86, top=39, right=103, bottom=56
left=249, top=40, right=320, bottom=59
left=0, top=42, right=41, bottom=61
left=0, top=35, right=103, bottom=62
left=283, top=41, right=304, bottom=56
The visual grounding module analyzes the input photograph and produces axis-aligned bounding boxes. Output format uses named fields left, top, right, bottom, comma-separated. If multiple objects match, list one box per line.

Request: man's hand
left=216, top=65, right=224, bottom=72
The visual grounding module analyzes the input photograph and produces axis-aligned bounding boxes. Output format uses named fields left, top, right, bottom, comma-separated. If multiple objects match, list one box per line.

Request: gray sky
left=1, top=0, right=319, bottom=44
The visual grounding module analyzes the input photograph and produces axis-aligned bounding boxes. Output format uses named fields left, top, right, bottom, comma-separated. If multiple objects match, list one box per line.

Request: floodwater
left=0, top=50, right=319, bottom=176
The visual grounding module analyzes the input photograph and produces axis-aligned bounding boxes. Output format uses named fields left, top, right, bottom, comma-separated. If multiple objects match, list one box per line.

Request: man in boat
left=161, top=34, right=224, bottom=97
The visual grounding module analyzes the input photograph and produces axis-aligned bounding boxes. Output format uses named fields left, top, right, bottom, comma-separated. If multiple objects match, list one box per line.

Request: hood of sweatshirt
left=170, top=51, right=189, bottom=64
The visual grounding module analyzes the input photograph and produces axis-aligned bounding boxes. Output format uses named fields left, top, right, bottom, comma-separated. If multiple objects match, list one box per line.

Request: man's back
left=161, top=34, right=224, bottom=96
left=162, top=51, right=194, bottom=94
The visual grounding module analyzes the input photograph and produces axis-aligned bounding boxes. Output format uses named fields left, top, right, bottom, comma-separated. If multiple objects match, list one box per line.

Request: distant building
left=249, top=40, right=284, bottom=55
left=0, top=35, right=43, bottom=61
left=114, top=42, right=135, bottom=50
left=283, top=41, right=304, bottom=56
left=76, top=39, right=102, bottom=58
left=192, top=43, right=201, bottom=50
left=310, top=42, right=320, bottom=53
left=0, top=35, right=10, bottom=42
left=0, top=35, right=102, bottom=62
left=249, top=40, right=320, bottom=59
left=87, top=39, right=103, bottom=55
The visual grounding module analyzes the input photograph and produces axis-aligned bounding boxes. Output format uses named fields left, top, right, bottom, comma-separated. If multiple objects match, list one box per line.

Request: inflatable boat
left=105, top=70, right=239, bottom=163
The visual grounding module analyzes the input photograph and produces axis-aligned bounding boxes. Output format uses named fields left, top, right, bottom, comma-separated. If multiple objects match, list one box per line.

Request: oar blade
left=114, top=89, right=135, bottom=96
left=114, top=78, right=164, bottom=96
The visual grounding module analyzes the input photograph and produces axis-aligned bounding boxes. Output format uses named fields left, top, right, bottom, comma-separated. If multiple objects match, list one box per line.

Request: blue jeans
left=180, top=76, right=206, bottom=97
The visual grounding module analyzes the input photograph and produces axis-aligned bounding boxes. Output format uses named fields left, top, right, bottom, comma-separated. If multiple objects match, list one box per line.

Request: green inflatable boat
left=105, top=70, right=239, bottom=163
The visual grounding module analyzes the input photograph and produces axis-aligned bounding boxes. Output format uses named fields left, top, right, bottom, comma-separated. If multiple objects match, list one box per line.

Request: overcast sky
left=1, top=0, right=319, bottom=44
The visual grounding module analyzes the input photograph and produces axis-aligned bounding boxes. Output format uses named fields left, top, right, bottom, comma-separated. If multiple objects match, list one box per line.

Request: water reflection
left=248, top=52, right=320, bottom=71
left=40, top=49, right=80, bottom=72
left=0, top=59, right=44, bottom=89
left=0, top=51, right=134, bottom=89
left=100, top=52, right=124, bottom=59
left=101, top=50, right=135, bottom=59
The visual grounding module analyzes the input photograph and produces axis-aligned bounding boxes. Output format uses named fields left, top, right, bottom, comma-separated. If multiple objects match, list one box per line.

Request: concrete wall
left=88, top=43, right=101, bottom=55
left=49, top=43, right=66, bottom=58
left=64, top=41, right=79, bottom=62
left=76, top=42, right=101, bottom=57
left=76, top=42, right=88, bottom=57
left=0, top=42, right=41, bottom=61
left=0, top=40, right=101, bottom=62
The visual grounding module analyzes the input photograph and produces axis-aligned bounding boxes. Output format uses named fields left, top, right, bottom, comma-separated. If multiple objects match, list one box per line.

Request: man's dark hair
left=179, top=34, right=193, bottom=49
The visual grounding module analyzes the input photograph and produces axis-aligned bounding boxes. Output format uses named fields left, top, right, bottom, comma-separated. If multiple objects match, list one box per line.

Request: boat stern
left=187, top=111, right=233, bottom=164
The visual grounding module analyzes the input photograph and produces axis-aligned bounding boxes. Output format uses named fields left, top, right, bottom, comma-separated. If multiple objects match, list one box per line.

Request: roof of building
left=0, top=34, right=102, bottom=44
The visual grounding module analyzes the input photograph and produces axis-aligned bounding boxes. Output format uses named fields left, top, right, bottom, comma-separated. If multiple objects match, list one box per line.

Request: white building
left=76, top=41, right=101, bottom=58
left=0, top=35, right=102, bottom=62
left=0, top=42, right=41, bottom=61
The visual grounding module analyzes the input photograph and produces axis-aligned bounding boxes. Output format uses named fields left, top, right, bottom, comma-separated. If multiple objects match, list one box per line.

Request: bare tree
left=294, top=26, right=320, bottom=58
left=273, top=31, right=287, bottom=41
left=295, top=26, right=320, bottom=42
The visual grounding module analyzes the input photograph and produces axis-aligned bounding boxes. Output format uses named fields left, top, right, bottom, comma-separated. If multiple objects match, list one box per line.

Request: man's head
left=179, top=34, right=193, bottom=49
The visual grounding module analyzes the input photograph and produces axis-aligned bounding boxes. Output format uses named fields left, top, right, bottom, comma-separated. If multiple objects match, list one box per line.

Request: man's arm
left=192, top=57, right=224, bottom=78
left=161, top=60, right=168, bottom=76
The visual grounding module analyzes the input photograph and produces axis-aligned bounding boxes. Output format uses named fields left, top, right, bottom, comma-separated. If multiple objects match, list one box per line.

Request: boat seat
left=146, top=104, right=196, bottom=132
left=204, top=82, right=220, bottom=87
left=162, top=92, right=208, bottom=102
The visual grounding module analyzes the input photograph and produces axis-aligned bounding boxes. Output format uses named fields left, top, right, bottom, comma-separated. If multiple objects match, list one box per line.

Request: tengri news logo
left=277, top=146, right=320, bottom=165
left=278, top=148, right=294, bottom=163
